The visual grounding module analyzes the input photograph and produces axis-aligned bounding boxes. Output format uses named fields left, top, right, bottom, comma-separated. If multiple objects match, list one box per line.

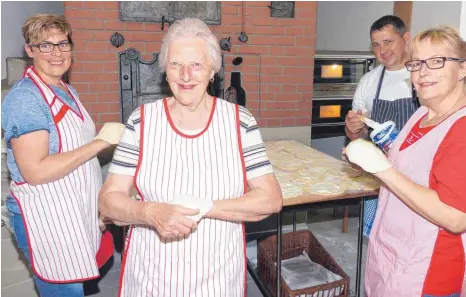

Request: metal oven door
left=311, top=98, right=352, bottom=159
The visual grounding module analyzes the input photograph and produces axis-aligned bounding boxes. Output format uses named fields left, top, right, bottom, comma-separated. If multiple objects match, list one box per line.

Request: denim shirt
left=1, top=78, right=79, bottom=213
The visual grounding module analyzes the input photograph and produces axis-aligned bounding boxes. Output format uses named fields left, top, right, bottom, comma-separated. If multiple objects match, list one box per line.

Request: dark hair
left=370, top=15, right=407, bottom=35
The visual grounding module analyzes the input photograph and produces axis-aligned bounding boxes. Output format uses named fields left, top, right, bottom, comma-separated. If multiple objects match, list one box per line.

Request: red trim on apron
left=118, top=104, right=145, bottom=297
left=29, top=66, right=84, bottom=121
left=235, top=104, right=249, bottom=297
left=164, top=97, right=217, bottom=139
left=53, top=104, right=70, bottom=125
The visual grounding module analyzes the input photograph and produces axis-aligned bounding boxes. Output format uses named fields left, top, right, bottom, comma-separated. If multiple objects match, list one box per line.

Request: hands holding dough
left=169, top=195, right=213, bottom=222
left=345, top=139, right=392, bottom=174
left=94, top=122, right=126, bottom=145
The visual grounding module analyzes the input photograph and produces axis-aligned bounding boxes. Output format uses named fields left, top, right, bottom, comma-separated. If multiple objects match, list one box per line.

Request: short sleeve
left=352, top=73, right=370, bottom=113
left=108, top=108, right=141, bottom=176
left=431, top=117, right=466, bottom=213
left=239, top=107, right=274, bottom=181
left=1, top=87, right=50, bottom=146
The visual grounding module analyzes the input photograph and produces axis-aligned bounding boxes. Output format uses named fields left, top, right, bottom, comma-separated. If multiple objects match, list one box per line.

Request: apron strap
left=375, top=67, right=386, bottom=100
left=53, top=104, right=70, bottom=125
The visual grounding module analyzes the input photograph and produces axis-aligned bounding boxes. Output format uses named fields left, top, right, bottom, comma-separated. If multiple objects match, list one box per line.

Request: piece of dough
left=308, top=183, right=345, bottom=196
left=168, top=195, right=213, bottom=222
left=345, top=139, right=392, bottom=174
left=94, top=122, right=126, bottom=145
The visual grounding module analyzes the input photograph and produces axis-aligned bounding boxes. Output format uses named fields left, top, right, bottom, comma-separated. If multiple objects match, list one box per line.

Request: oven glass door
left=312, top=98, right=352, bottom=124
left=311, top=98, right=352, bottom=139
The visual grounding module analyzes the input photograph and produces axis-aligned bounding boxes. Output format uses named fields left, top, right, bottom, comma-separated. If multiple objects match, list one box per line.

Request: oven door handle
left=311, top=122, right=346, bottom=127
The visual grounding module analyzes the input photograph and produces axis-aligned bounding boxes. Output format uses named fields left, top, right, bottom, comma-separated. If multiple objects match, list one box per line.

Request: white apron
left=365, top=106, right=466, bottom=296
left=118, top=98, right=247, bottom=297
left=9, top=66, right=102, bottom=283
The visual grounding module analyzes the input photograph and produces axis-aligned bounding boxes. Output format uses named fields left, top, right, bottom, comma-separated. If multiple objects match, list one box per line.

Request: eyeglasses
left=405, top=57, right=465, bottom=72
left=29, top=42, right=73, bottom=53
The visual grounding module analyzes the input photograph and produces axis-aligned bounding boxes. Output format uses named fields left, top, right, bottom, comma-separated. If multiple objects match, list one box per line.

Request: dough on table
left=340, top=166, right=363, bottom=178
left=280, top=181, right=304, bottom=199
left=272, top=140, right=301, bottom=151
left=273, top=160, right=304, bottom=172
left=291, top=151, right=318, bottom=161
left=290, top=170, right=319, bottom=182
left=307, top=183, right=345, bottom=196
left=273, top=169, right=294, bottom=182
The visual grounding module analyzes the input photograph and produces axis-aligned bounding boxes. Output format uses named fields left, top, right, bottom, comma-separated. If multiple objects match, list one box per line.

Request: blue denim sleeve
left=1, top=87, right=50, bottom=146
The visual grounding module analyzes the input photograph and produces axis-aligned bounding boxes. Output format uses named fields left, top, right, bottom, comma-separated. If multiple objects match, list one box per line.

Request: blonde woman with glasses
left=1, top=14, right=124, bottom=296
left=345, top=26, right=466, bottom=297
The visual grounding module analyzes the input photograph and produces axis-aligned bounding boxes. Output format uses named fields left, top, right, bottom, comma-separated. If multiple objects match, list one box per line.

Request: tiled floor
left=1, top=224, right=267, bottom=297
left=2, top=167, right=367, bottom=297
left=2, top=214, right=367, bottom=297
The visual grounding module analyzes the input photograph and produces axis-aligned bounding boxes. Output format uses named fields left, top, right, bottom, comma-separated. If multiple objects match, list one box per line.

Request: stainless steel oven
left=311, top=51, right=376, bottom=159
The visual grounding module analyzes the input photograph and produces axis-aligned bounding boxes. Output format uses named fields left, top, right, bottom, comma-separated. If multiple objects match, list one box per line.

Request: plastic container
left=369, top=120, right=399, bottom=153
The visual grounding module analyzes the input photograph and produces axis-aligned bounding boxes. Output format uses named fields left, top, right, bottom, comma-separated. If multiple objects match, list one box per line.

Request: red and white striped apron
left=10, top=66, right=102, bottom=283
left=118, top=98, right=248, bottom=297
left=365, top=105, right=466, bottom=296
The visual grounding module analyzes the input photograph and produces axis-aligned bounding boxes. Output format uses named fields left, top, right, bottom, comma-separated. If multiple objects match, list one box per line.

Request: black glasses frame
left=405, top=57, right=465, bottom=72
left=29, top=42, right=74, bottom=53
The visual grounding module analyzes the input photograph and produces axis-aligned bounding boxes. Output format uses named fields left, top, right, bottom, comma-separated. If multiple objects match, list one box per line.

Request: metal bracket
left=110, top=32, right=125, bottom=48
left=268, top=1, right=295, bottom=18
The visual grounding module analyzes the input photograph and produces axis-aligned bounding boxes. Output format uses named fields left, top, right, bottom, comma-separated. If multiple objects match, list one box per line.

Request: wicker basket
left=257, top=230, right=350, bottom=297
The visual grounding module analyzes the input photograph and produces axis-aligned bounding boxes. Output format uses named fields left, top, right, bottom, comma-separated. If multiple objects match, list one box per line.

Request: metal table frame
left=246, top=196, right=368, bottom=297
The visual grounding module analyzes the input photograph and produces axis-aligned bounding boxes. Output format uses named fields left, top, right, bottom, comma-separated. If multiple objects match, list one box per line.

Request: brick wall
left=64, top=1, right=316, bottom=129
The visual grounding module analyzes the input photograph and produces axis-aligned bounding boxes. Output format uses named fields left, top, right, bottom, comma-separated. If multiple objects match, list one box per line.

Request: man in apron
left=345, top=15, right=420, bottom=237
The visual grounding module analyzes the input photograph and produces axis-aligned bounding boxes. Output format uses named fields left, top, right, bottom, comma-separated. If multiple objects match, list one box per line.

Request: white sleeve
left=239, top=107, right=274, bottom=181
left=352, top=76, right=369, bottom=113
left=108, top=108, right=141, bottom=176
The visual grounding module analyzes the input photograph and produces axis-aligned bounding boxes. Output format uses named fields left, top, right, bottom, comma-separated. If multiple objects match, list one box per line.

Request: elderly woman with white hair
left=99, top=18, right=282, bottom=296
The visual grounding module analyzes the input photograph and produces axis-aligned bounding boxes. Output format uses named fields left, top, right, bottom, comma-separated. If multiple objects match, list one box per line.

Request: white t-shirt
left=352, top=65, right=413, bottom=114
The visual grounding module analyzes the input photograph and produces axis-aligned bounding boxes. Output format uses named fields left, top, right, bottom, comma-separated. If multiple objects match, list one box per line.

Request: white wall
left=410, top=1, right=462, bottom=36
left=460, top=1, right=466, bottom=39
left=316, top=1, right=394, bottom=51
left=1, top=1, right=64, bottom=80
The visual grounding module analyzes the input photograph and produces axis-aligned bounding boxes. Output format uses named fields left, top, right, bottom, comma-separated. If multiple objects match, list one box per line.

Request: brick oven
left=64, top=1, right=316, bottom=142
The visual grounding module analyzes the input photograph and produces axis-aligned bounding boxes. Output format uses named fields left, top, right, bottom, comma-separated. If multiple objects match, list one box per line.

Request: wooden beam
left=393, top=1, right=413, bottom=31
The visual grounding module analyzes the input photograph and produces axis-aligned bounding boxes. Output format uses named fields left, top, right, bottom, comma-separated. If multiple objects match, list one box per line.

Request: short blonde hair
left=22, top=14, right=72, bottom=45
left=409, top=25, right=466, bottom=60
left=158, top=18, right=221, bottom=73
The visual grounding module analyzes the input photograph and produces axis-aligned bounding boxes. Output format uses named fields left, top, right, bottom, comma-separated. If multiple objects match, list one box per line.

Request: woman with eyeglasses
left=1, top=14, right=124, bottom=296
left=344, top=26, right=466, bottom=297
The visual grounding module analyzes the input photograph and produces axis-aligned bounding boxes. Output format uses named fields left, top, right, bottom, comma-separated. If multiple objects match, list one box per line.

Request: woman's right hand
left=142, top=202, right=200, bottom=239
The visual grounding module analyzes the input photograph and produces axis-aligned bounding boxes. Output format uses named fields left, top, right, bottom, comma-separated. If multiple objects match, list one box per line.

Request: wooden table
left=246, top=140, right=380, bottom=297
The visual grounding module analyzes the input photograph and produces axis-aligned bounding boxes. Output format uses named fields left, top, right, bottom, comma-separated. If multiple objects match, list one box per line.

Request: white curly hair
left=158, top=18, right=222, bottom=73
